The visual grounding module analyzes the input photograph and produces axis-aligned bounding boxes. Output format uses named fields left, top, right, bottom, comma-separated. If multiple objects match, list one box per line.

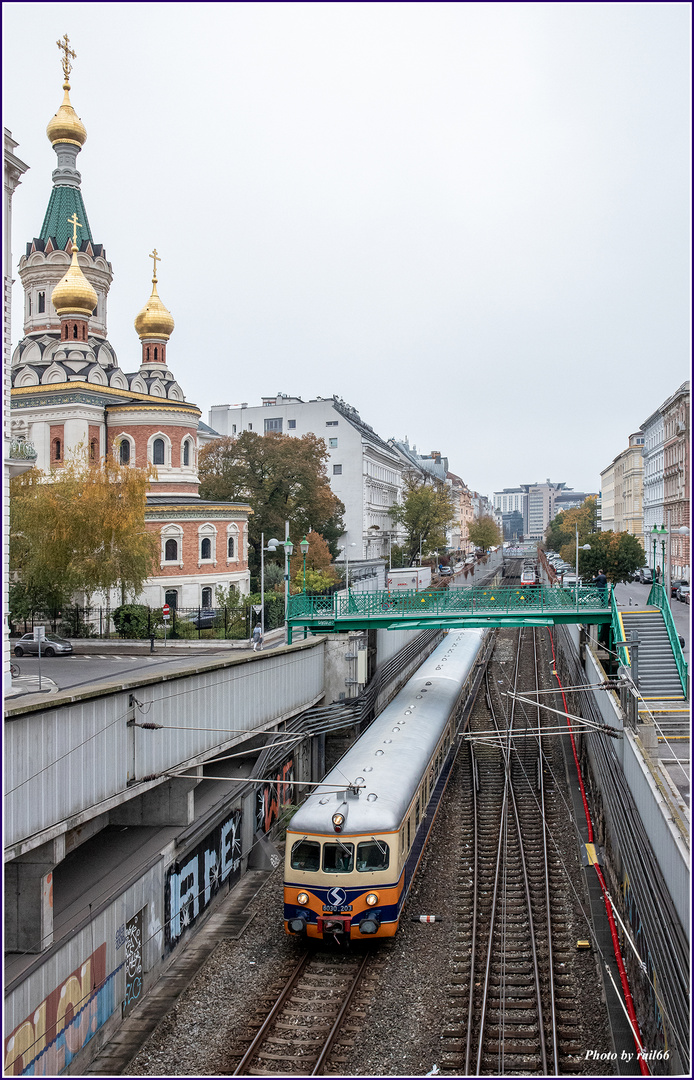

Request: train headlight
left=332, top=813, right=344, bottom=832
left=366, top=893, right=379, bottom=906
left=297, top=892, right=309, bottom=905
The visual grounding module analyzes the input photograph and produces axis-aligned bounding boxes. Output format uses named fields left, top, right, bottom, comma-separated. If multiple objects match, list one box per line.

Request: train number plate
left=322, top=905, right=353, bottom=912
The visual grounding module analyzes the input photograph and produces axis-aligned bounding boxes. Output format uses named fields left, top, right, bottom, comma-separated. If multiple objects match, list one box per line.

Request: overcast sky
left=4, top=2, right=690, bottom=499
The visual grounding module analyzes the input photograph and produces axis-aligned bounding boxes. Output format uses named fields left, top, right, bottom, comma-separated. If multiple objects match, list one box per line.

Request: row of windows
left=119, top=436, right=194, bottom=468
left=291, top=839, right=388, bottom=874
left=164, top=535, right=236, bottom=562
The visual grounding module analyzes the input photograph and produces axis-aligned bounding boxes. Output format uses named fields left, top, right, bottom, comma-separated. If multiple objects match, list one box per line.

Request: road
left=11, top=649, right=230, bottom=691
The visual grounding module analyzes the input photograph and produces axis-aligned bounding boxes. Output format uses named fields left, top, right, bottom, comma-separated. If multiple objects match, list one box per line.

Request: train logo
left=327, top=887, right=347, bottom=907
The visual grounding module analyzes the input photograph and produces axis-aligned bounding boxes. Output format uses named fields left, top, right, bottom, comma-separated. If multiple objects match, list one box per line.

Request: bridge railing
left=647, top=583, right=688, bottom=696
left=288, top=584, right=611, bottom=621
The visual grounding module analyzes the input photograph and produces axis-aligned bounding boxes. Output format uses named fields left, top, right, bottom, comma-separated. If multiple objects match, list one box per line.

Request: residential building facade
left=209, top=395, right=404, bottom=562
left=4, top=129, right=31, bottom=693
left=613, top=432, right=644, bottom=539
left=662, top=381, right=690, bottom=578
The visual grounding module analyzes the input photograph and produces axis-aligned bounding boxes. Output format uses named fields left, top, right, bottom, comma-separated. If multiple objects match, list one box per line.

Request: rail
left=611, top=589, right=631, bottom=669
left=646, top=584, right=688, bottom=696
left=288, top=584, right=612, bottom=624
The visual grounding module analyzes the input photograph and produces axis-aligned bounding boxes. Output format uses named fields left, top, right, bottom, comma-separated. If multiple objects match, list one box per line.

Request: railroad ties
left=441, top=621, right=601, bottom=1075
left=229, top=948, right=384, bottom=1076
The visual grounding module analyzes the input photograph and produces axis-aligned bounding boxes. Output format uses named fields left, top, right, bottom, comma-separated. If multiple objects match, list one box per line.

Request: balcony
left=6, top=439, right=37, bottom=476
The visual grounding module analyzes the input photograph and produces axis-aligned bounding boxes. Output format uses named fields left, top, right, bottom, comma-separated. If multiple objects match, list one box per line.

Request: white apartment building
left=641, top=406, right=665, bottom=568
left=209, top=394, right=404, bottom=561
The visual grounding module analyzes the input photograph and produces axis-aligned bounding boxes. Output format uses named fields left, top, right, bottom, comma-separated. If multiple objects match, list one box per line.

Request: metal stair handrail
left=645, top=584, right=688, bottom=696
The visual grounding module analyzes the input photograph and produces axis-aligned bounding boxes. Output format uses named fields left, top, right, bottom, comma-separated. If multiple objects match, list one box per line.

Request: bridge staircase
left=620, top=608, right=689, bottom=738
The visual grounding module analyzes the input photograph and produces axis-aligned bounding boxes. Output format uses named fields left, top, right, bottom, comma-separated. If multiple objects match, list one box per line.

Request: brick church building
left=10, top=45, right=250, bottom=611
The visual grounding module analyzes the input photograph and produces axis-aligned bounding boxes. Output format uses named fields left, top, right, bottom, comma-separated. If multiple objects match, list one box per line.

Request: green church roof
left=40, top=186, right=93, bottom=250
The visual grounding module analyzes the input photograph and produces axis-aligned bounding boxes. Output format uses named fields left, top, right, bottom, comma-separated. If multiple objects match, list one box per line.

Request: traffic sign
left=162, top=604, right=170, bottom=616
left=33, top=626, right=46, bottom=641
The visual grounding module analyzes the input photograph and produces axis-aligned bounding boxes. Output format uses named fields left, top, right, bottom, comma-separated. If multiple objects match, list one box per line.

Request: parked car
left=676, top=582, right=690, bottom=603
left=638, top=568, right=653, bottom=584
left=438, top=566, right=453, bottom=576
left=188, top=608, right=218, bottom=629
left=13, top=632, right=73, bottom=657
left=561, top=575, right=582, bottom=587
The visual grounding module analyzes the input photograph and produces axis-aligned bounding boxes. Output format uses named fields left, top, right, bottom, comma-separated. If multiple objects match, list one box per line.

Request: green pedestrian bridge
left=286, top=584, right=612, bottom=641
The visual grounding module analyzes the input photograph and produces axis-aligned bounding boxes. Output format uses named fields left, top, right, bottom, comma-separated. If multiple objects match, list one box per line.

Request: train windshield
left=356, top=840, right=389, bottom=871
left=290, top=839, right=320, bottom=871
left=322, top=843, right=354, bottom=873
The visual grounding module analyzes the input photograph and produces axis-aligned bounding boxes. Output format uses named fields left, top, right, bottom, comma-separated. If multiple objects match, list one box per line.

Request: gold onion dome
left=51, top=241, right=98, bottom=317
left=134, top=277, right=175, bottom=341
left=46, top=83, right=87, bottom=147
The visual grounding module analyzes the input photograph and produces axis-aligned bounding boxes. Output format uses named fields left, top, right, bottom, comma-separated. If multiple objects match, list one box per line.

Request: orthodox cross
left=149, top=248, right=160, bottom=280
left=67, top=212, right=82, bottom=247
left=57, top=33, right=76, bottom=84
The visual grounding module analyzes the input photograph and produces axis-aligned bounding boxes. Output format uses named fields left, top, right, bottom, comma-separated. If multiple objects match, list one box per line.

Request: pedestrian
left=251, top=624, right=263, bottom=651
left=593, top=568, right=608, bottom=602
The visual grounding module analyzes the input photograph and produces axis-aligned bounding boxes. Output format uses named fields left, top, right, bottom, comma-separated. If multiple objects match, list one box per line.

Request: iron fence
left=8, top=597, right=288, bottom=641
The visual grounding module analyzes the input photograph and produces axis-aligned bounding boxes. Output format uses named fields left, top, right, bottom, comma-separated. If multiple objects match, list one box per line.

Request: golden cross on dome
left=56, top=33, right=76, bottom=84
left=67, top=212, right=82, bottom=247
left=149, top=248, right=160, bottom=281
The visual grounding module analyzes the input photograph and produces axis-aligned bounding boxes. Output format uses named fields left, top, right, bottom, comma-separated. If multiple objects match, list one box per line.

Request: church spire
left=41, top=33, right=92, bottom=249
left=134, top=250, right=175, bottom=368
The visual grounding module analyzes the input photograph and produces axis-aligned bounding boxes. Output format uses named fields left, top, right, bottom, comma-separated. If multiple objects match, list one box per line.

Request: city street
left=10, top=649, right=229, bottom=692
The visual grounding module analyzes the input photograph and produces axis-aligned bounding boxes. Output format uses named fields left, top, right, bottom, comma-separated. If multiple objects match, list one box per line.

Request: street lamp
left=575, top=526, right=591, bottom=606
left=339, top=542, right=357, bottom=591
left=653, top=520, right=691, bottom=601
left=262, top=534, right=283, bottom=642
left=300, top=535, right=309, bottom=592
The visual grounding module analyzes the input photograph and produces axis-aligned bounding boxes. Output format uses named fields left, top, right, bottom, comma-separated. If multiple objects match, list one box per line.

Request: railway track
left=230, top=947, right=378, bottom=1076
left=443, top=626, right=591, bottom=1075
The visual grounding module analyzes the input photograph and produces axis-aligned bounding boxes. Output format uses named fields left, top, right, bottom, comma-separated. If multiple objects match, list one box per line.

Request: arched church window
left=38, top=292, right=45, bottom=314
left=201, top=537, right=212, bottom=560
left=201, top=587, right=212, bottom=608
left=73, top=324, right=78, bottom=339
left=227, top=536, right=235, bottom=558
left=52, top=438, right=61, bottom=462
left=165, top=538, right=178, bottom=561
left=146, top=347, right=150, bottom=362
left=183, top=441, right=190, bottom=467
left=119, top=440, right=130, bottom=465
left=153, top=438, right=165, bottom=465
left=154, top=347, right=158, bottom=361
left=90, top=440, right=98, bottom=462
left=82, top=324, right=87, bottom=341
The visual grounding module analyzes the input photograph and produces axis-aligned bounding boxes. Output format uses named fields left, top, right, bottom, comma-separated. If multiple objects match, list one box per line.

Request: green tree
left=10, top=449, right=157, bottom=608
left=390, top=480, right=456, bottom=565
left=545, top=496, right=598, bottom=552
left=467, top=515, right=502, bottom=553
left=289, top=530, right=339, bottom=593
left=198, top=432, right=345, bottom=575
left=563, top=531, right=645, bottom=584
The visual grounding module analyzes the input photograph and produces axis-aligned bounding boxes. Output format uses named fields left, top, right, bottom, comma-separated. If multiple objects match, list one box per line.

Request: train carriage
left=284, top=629, right=487, bottom=940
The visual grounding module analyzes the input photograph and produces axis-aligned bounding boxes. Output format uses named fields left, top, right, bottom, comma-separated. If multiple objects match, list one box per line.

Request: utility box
left=386, top=566, right=432, bottom=591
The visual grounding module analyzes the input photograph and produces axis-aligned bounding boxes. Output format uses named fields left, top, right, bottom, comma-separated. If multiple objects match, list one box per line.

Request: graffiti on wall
left=4, top=943, right=115, bottom=1075
left=165, top=807, right=242, bottom=947
left=123, top=907, right=144, bottom=1017
left=256, top=757, right=295, bottom=834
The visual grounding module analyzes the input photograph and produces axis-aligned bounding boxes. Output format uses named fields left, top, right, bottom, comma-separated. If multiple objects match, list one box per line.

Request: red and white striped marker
left=411, top=915, right=442, bottom=923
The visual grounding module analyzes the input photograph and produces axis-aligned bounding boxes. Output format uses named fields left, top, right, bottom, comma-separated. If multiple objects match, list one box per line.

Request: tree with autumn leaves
left=544, top=495, right=644, bottom=583
left=198, top=432, right=345, bottom=577
left=10, top=450, right=157, bottom=612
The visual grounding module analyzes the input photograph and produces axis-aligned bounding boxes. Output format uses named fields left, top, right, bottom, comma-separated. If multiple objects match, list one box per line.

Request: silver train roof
left=289, top=629, right=486, bottom=836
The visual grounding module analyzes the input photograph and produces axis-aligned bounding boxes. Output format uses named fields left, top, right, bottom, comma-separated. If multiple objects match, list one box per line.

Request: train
left=283, top=629, right=488, bottom=941
left=520, top=566, right=538, bottom=586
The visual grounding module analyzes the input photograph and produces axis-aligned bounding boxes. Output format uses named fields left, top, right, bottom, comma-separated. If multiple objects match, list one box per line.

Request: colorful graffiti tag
left=256, top=757, right=294, bottom=833
left=4, top=943, right=116, bottom=1075
left=164, top=807, right=242, bottom=947
left=123, top=908, right=144, bottom=1017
